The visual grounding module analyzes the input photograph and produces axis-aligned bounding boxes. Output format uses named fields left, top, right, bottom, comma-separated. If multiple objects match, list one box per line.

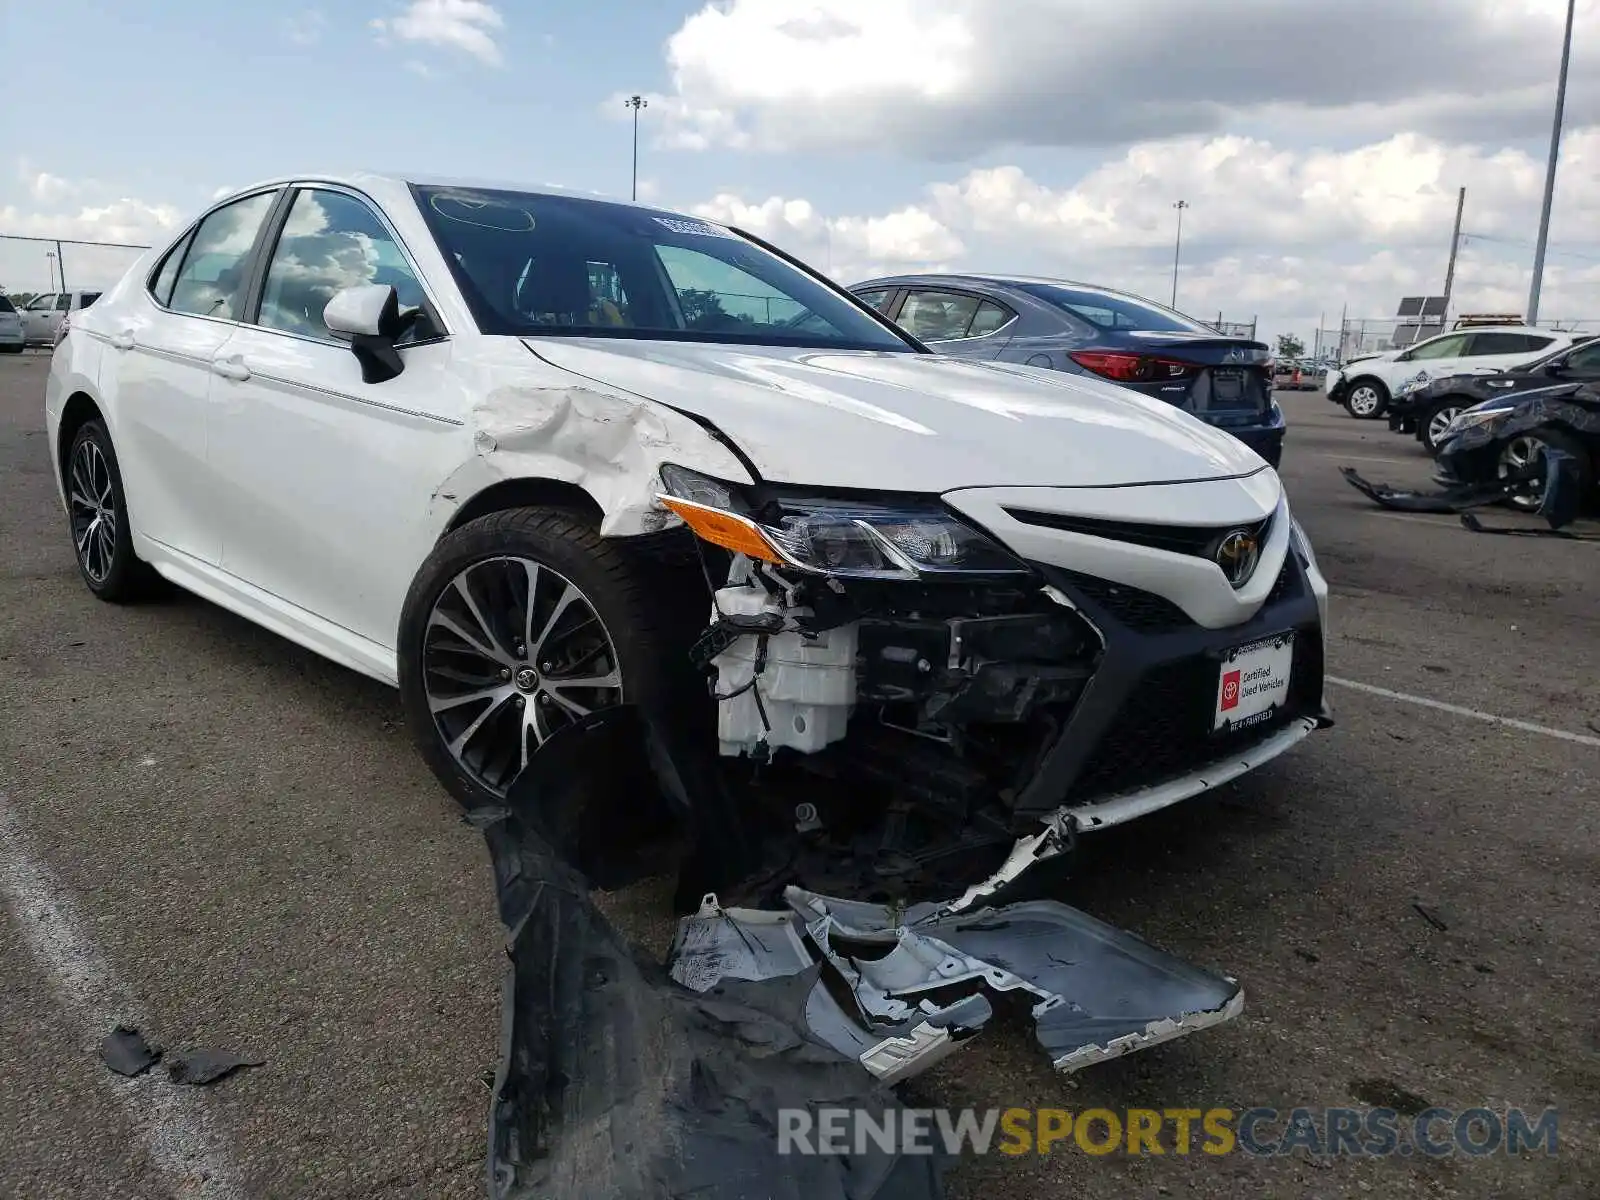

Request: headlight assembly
left=1395, top=372, right=1430, bottom=397
left=656, top=464, right=1031, bottom=580
left=1442, top=405, right=1515, bottom=437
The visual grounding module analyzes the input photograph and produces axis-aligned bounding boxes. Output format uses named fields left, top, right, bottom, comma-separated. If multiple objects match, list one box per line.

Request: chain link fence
left=1206, top=315, right=1258, bottom=340
left=1325, top=315, right=1600, bottom=361
left=1, top=233, right=153, bottom=310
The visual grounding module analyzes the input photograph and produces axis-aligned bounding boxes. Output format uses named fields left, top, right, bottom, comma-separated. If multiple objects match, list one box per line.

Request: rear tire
left=1343, top=379, right=1388, bottom=419
left=397, top=507, right=700, bottom=812
left=64, top=420, right=162, bottom=602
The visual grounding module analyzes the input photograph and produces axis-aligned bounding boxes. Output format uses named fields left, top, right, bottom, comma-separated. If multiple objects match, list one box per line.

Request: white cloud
left=679, top=125, right=1600, bottom=339
left=691, top=193, right=965, bottom=281
left=371, top=0, right=504, bottom=65
left=648, top=0, right=1600, bottom=155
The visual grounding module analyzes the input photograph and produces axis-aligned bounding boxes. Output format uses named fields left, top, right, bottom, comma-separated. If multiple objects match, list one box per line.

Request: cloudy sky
left=3, top=0, right=1598, bottom=344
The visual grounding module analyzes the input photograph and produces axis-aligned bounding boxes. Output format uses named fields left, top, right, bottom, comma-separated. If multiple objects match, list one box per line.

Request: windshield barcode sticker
left=653, top=217, right=739, bottom=239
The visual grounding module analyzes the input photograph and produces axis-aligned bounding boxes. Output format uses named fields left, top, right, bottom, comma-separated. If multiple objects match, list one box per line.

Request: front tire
left=1343, top=379, right=1389, bottom=419
left=64, top=420, right=161, bottom=602
left=1499, top=428, right=1594, bottom=513
left=1418, top=398, right=1466, bottom=455
left=397, top=507, right=695, bottom=811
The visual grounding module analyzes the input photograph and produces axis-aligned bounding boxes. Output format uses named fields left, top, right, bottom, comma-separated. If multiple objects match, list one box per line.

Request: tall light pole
left=1528, top=0, right=1576, bottom=325
left=1171, top=200, right=1189, bottom=309
left=1441, top=185, right=1466, bottom=324
left=624, top=94, right=648, bottom=201
left=45, top=250, right=58, bottom=292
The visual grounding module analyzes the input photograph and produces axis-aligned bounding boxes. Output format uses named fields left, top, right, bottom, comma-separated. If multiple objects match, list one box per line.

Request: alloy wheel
left=1425, top=406, right=1462, bottom=449
left=68, top=439, right=116, bottom=584
left=1348, top=386, right=1381, bottom=417
left=421, top=556, right=623, bottom=795
left=1498, top=435, right=1547, bottom=511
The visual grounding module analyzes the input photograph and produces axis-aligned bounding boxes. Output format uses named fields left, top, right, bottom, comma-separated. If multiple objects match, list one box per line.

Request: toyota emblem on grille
left=1213, top=529, right=1260, bottom=588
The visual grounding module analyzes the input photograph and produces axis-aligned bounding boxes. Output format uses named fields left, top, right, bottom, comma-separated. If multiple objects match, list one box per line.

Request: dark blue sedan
left=850, top=273, right=1285, bottom=468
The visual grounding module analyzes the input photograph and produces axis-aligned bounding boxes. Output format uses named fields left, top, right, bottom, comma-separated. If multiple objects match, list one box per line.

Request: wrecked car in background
left=1431, top=384, right=1600, bottom=513
left=47, top=175, right=1333, bottom=1125
left=1386, top=334, right=1600, bottom=455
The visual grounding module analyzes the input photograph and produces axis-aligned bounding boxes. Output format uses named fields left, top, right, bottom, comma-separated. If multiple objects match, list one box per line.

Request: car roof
left=213, top=170, right=675, bottom=214
left=853, top=271, right=1109, bottom=291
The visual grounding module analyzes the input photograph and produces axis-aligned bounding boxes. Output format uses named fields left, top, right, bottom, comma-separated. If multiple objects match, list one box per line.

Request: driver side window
left=1566, top=341, right=1600, bottom=373
left=1406, top=333, right=1470, bottom=361
left=258, top=188, right=431, bottom=343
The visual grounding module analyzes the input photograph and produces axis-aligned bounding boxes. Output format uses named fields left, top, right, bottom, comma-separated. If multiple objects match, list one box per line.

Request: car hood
left=522, top=339, right=1266, bottom=491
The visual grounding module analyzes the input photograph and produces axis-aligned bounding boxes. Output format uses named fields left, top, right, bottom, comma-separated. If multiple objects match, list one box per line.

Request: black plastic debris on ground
left=476, top=707, right=947, bottom=1200
left=1339, top=465, right=1524, bottom=513
left=100, top=1024, right=162, bottom=1077
left=166, top=1049, right=265, bottom=1086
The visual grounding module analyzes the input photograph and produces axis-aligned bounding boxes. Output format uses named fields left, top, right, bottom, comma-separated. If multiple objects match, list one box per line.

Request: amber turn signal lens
left=659, top=496, right=784, bottom=563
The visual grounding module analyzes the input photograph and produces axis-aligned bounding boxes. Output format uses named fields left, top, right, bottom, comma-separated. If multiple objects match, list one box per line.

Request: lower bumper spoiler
left=1340, top=456, right=1580, bottom=533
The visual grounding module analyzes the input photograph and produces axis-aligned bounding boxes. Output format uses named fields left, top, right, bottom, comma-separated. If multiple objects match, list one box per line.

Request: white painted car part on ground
left=668, top=887, right=1246, bottom=1082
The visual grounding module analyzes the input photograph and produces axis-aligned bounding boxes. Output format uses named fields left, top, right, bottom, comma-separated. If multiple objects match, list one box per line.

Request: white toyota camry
left=46, top=172, right=1330, bottom=883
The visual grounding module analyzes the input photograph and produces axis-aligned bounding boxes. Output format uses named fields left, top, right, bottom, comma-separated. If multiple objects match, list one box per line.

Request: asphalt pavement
left=2, top=351, right=1596, bottom=1199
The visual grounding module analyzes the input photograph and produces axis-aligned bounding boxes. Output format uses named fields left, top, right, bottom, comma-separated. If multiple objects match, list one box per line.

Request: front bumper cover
left=1008, top=548, right=1327, bottom=824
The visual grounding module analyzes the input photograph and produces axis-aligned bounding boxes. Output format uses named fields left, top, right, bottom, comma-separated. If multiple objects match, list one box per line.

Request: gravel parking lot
left=2, top=349, right=1596, bottom=1199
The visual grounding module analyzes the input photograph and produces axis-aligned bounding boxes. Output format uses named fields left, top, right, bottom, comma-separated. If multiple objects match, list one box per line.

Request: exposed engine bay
left=688, top=550, right=1102, bottom=895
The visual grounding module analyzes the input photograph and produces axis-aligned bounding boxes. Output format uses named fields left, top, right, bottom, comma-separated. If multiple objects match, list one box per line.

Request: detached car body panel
left=850, top=273, right=1287, bottom=467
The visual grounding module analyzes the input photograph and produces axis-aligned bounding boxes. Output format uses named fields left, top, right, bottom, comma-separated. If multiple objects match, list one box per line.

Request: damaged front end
left=655, top=464, right=1327, bottom=904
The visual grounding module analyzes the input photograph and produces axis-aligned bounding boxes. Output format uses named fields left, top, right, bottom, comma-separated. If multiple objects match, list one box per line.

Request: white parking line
left=1326, top=677, right=1600, bottom=748
left=0, top=796, right=245, bottom=1199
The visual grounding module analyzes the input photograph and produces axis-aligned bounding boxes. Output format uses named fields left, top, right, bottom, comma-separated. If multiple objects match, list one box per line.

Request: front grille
left=1055, top=571, right=1194, bottom=632
left=1058, top=551, right=1298, bottom=636
left=1005, top=510, right=1272, bottom=559
left=1070, top=629, right=1323, bottom=800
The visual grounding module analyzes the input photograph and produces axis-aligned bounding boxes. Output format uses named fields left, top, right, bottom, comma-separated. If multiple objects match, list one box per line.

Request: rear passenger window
left=968, top=300, right=1015, bottom=337
left=897, top=290, right=983, bottom=340
left=54, top=294, right=71, bottom=311
left=168, top=191, right=277, bottom=321
left=80, top=292, right=102, bottom=308
left=1469, top=332, right=1540, bottom=354
left=150, top=232, right=195, bottom=307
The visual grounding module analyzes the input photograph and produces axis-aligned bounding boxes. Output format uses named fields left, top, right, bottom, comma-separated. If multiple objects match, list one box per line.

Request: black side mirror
left=1543, top=358, right=1568, bottom=376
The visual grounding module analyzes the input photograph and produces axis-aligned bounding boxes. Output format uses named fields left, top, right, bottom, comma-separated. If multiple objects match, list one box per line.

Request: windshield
left=1013, top=281, right=1215, bottom=335
left=0, top=295, right=14, bottom=314
left=411, top=185, right=913, bottom=351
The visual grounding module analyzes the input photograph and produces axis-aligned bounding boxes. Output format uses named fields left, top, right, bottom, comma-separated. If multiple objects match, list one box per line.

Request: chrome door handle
left=110, top=332, right=135, bottom=351
left=212, top=357, right=251, bottom=382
